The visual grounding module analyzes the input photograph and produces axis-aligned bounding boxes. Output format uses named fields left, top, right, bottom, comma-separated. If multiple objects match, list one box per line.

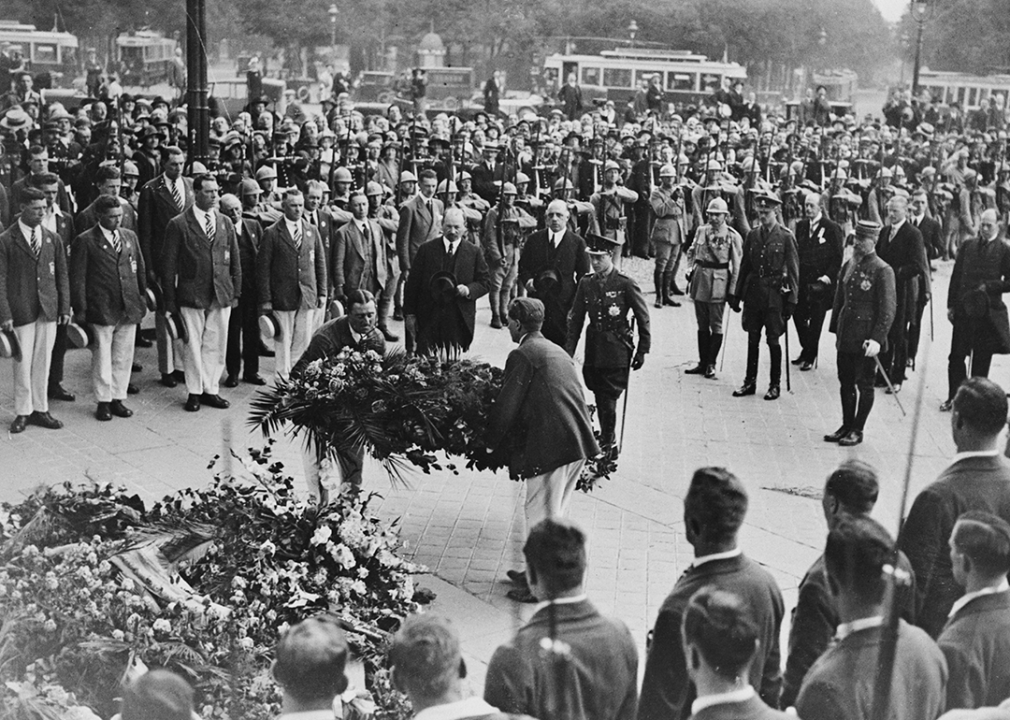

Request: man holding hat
left=219, top=193, right=265, bottom=387
left=684, top=197, right=743, bottom=379
left=482, top=182, right=537, bottom=328
left=566, top=233, right=650, bottom=457
left=729, top=188, right=798, bottom=401
left=590, top=160, right=638, bottom=269
left=650, top=163, right=687, bottom=309
left=824, top=220, right=896, bottom=447
left=792, top=192, right=844, bottom=371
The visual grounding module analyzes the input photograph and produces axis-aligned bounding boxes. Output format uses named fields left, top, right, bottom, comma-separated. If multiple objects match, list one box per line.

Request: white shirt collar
left=444, top=237, right=458, bottom=254
left=414, top=697, right=501, bottom=720
left=834, top=615, right=884, bottom=641
left=811, top=213, right=823, bottom=226
left=285, top=217, right=302, bottom=235
left=691, top=685, right=756, bottom=715
left=691, top=547, right=742, bottom=570
left=552, top=230, right=565, bottom=247
left=949, top=449, right=1000, bottom=470
left=192, top=205, right=212, bottom=225
left=99, top=224, right=117, bottom=243
left=18, top=219, right=38, bottom=243
left=532, top=593, right=587, bottom=616
left=949, top=579, right=1010, bottom=618
left=891, top=219, right=905, bottom=235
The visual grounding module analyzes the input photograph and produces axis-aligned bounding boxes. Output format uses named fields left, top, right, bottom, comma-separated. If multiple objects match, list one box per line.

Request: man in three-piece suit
left=70, top=195, right=146, bottom=421
left=792, top=192, right=843, bottom=371
left=331, top=192, right=386, bottom=304
left=898, top=377, right=1010, bottom=638
left=638, top=468, right=783, bottom=720
left=907, top=188, right=940, bottom=369
left=519, top=200, right=589, bottom=347
left=942, top=209, right=1010, bottom=411
left=403, top=208, right=490, bottom=355
left=220, top=194, right=265, bottom=387
left=138, top=147, right=194, bottom=386
left=257, top=188, right=328, bottom=382
left=160, top=174, right=241, bottom=412
left=0, top=188, right=71, bottom=433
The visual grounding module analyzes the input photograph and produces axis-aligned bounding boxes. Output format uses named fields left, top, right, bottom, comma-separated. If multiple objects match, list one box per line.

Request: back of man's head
left=824, top=515, right=894, bottom=605
left=389, top=614, right=463, bottom=703
left=524, top=518, right=587, bottom=596
left=121, top=669, right=194, bottom=720
left=684, top=467, right=748, bottom=546
left=952, top=510, right=1010, bottom=578
left=273, top=614, right=349, bottom=705
left=682, top=588, right=759, bottom=679
left=954, top=377, right=1007, bottom=437
left=824, top=460, right=879, bottom=516
left=507, top=297, right=544, bottom=333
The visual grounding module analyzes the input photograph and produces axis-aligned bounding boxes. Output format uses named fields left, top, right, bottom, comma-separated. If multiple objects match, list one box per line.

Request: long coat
left=331, top=219, right=387, bottom=297
left=947, top=234, right=1010, bottom=355
left=70, top=226, right=147, bottom=326
left=256, top=219, right=327, bottom=312
left=829, top=251, right=896, bottom=354
left=396, top=193, right=444, bottom=271
left=795, top=216, right=844, bottom=310
left=518, top=229, right=589, bottom=346
left=0, top=223, right=70, bottom=326
left=160, top=209, right=241, bottom=313
left=876, top=220, right=928, bottom=325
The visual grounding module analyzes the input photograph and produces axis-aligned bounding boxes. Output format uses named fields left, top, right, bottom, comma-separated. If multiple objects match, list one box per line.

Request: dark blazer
left=303, top=206, right=336, bottom=256
left=396, top=193, right=444, bottom=271
left=795, top=620, right=947, bottom=720
left=138, top=174, right=194, bottom=281
left=331, top=219, right=387, bottom=297
left=947, top=235, right=1010, bottom=355
left=469, top=159, right=508, bottom=203
left=637, top=554, right=784, bottom=720
left=939, top=590, right=1010, bottom=710
left=830, top=252, right=897, bottom=354
left=486, top=332, right=600, bottom=479
left=690, top=696, right=794, bottom=720
left=70, top=226, right=147, bottom=326
left=292, top=316, right=386, bottom=377
left=11, top=175, right=72, bottom=215
left=76, top=197, right=138, bottom=235
left=484, top=599, right=638, bottom=720
left=519, top=229, right=589, bottom=345
left=915, top=215, right=944, bottom=260
left=402, top=237, right=490, bottom=353
left=898, top=454, right=1010, bottom=638
left=795, top=216, right=844, bottom=309
left=160, top=208, right=241, bottom=313
left=876, top=220, right=928, bottom=320
left=256, top=219, right=327, bottom=312
left=0, top=223, right=70, bottom=326
left=235, top=218, right=262, bottom=297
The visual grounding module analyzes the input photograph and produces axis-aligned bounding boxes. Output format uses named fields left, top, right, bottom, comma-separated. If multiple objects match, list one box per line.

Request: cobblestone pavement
left=0, top=256, right=990, bottom=685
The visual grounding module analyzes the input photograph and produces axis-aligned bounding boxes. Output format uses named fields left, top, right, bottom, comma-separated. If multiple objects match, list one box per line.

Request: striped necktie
left=112, top=230, right=122, bottom=254
left=30, top=227, right=40, bottom=257
left=205, top=212, right=215, bottom=242
left=292, top=222, right=302, bottom=249
left=171, top=179, right=184, bottom=211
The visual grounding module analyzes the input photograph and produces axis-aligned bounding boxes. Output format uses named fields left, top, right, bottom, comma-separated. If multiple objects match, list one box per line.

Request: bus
left=0, top=21, right=79, bottom=88
left=424, top=66, right=474, bottom=112
left=918, top=68, right=1010, bottom=112
left=116, top=30, right=178, bottom=87
left=542, top=48, right=747, bottom=108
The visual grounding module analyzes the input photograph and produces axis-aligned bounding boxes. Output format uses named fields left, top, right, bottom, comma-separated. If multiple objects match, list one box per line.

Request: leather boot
left=685, top=330, right=709, bottom=374
left=733, top=341, right=760, bottom=396
left=654, top=268, right=665, bottom=308
left=597, top=396, right=618, bottom=451
left=765, top=344, right=782, bottom=400
left=663, top=270, right=680, bottom=306
left=706, top=334, right=723, bottom=378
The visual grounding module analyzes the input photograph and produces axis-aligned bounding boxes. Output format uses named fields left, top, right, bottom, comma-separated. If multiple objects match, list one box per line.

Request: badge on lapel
left=49, top=261, right=55, bottom=275
left=860, top=278, right=872, bottom=292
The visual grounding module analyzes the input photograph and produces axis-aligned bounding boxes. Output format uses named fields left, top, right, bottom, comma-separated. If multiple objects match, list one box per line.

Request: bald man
left=943, top=209, right=1010, bottom=410
left=518, top=200, right=589, bottom=347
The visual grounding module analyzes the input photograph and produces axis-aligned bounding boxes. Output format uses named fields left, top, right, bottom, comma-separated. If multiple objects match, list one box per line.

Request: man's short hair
left=121, top=669, right=194, bottom=720
left=283, top=187, right=304, bottom=202
left=273, top=614, right=350, bottom=704
left=95, top=194, right=121, bottom=215
left=19, top=187, right=45, bottom=206
left=954, top=377, right=1008, bottom=435
left=389, top=614, right=462, bottom=701
left=682, top=588, right=759, bottom=678
left=28, top=144, right=46, bottom=157
left=824, top=460, right=879, bottom=515
left=507, top=297, right=544, bottom=332
left=523, top=518, right=587, bottom=595
left=347, top=289, right=376, bottom=309
left=30, top=172, right=60, bottom=189
left=164, top=146, right=186, bottom=161
left=306, top=179, right=326, bottom=194
left=824, top=515, right=894, bottom=604
left=193, top=173, right=217, bottom=193
left=684, top=467, right=748, bottom=545
left=953, top=510, right=1010, bottom=577
left=419, top=169, right=437, bottom=182
left=95, top=165, right=122, bottom=184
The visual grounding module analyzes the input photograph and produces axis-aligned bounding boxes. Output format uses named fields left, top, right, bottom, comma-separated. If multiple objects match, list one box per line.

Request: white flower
left=232, top=576, right=248, bottom=590
left=43, top=619, right=57, bottom=632
left=153, top=618, right=172, bottom=634
left=238, top=636, right=255, bottom=650
left=259, top=540, right=277, bottom=555
left=331, top=543, right=356, bottom=570
left=351, top=580, right=367, bottom=595
left=111, top=629, right=125, bottom=641
left=122, top=578, right=135, bottom=591
left=311, top=525, right=333, bottom=545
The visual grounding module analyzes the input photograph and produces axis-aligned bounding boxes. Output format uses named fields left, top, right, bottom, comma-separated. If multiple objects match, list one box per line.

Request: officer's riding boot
left=663, top=270, right=680, bottom=306
left=685, top=330, right=709, bottom=374
left=596, top=396, right=618, bottom=458
left=706, top=334, right=723, bottom=378
left=765, top=343, right=782, bottom=400
left=654, top=268, right=665, bottom=309
left=733, top=339, right=760, bottom=396
left=854, top=385, right=876, bottom=432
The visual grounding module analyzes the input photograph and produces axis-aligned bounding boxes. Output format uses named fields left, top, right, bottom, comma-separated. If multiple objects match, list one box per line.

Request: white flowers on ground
left=311, top=525, right=333, bottom=546
left=152, top=618, right=172, bottom=634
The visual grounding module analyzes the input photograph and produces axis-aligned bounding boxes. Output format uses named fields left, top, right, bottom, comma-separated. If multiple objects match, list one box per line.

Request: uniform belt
left=696, top=260, right=729, bottom=269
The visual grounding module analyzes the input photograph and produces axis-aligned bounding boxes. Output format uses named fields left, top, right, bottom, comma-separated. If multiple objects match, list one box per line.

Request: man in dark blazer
left=396, top=169, right=443, bottom=274
left=138, top=146, right=194, bottom=387
left=942, top=209, right=1010, bottom=411
left=403, top=208, right=489, bottom=355
left=469, top=142, right=507, bottom=204
left=519, top=201, right=589, bottom=346
left=486, top=298, right=600, bottom=600
left=331, top=192, right=386, bottom=304
left=907, top=188, right=940, bottom=369
left=10, top=145, right=73, bottom=216
left=898, top=377, right=1010, bottom=638
left=796, top=516, right=947, bottom=720
left=939, top=511, right=1010, bottom=710
left=0, top=188, right=71, bottom=433
left=256, top=188, right=327, bottom=382
left=160, top=174, right=241, bottom=412
left=485, top=518, right=639, bottom=720
left=220, top=194, right=264, bottom=387
left=875, top=194, right=928, bottom=392
left=70, top=196, right=146, bottom=421
left=792, top=192, right=843, bottom=371
left=638, top=469, right=783, bottom=720
left=75, top=165, right=138, bottom=234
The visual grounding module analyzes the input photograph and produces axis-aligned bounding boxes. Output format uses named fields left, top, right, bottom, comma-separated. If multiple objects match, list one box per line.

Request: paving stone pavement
left=0, top=255, right=997, bottom=683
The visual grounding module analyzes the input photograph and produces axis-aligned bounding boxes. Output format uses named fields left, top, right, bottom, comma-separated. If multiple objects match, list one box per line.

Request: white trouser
left=179, top=303, right=231, bottom=395
left=12, top=320, right=56, bottom=416
left=155, top=311, right=184, bottom=375
left=524, top=458, right=587, bottom=533
left=273, top=308, right=314, bottom=382
left=90, top=322, right=137, bottom=402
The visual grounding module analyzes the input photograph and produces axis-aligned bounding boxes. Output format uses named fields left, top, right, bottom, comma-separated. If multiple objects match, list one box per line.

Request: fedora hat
left=0, top=329, right=21, bottom=362
left=66, top=322, right=95, bottom=349
left=258, top=312, right=281, bottom=343
left=429, top=271, right=459, bottom=305
left=534, top=268, right=561, bottom=297
left=166, top=312, right=189, bottom=344
left=327, top=298, right=345, bottom=322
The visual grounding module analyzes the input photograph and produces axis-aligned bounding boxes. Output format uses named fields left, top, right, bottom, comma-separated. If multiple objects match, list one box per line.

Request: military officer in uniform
left=565, top=233, right=650, bottom=458
left=825, top=221, right=896, bottom=447
left=729, top=188, right=799, bottom=401
left=590, top=160, right=638, bottom=270
left=650, top=163, right=687, bottom=309
left=684, top=197, right=743, bottom=379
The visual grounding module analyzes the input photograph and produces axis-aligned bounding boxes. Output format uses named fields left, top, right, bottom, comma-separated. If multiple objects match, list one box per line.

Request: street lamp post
left=911, top=0, right=928, bottom=97
left=329, top=3, right=338, bottom=49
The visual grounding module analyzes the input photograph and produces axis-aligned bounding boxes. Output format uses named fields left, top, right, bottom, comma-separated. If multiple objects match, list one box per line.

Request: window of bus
left=581, top=67, right=601, bottom=87
left=634, top=70, right=657, bottom=88
left=603, top=68, right=632, bottom=89
left=926, top=86, right=944, bottom=103
left=33, top=43, right=58, bottom=65
left=700, top=73, right=721, bottom=93
left=667, top=72, right=696, bottom=92
left=968, top=87, right=978, bottom=107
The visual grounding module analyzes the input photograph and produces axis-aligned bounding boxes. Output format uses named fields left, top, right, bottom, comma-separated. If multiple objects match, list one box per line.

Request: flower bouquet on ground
left=249, top=348, right=612, bottom=491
